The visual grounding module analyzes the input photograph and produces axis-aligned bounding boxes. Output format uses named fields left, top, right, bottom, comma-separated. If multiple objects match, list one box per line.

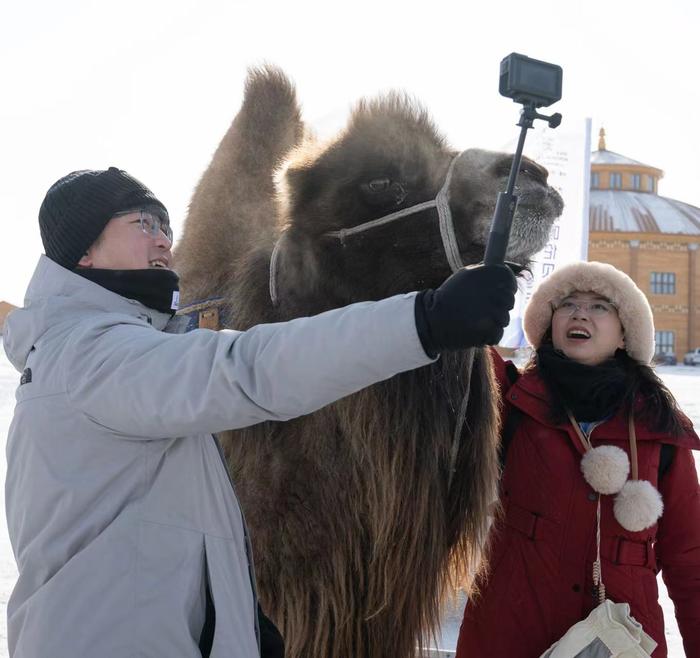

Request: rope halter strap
left=268, top=152, right=466, bottom=305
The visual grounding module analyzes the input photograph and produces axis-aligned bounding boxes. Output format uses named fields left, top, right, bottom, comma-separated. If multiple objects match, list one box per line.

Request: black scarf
left=75, top=267, right=180, bottom=316
left=536, top=344, right=630, bottom=423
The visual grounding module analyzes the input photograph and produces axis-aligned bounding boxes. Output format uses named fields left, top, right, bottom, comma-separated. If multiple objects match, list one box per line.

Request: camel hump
left=176, top=65, right=305, bottom=304
left=236, top=65, right=305, bottom=175
left=243, top=65, right=298, bottom=123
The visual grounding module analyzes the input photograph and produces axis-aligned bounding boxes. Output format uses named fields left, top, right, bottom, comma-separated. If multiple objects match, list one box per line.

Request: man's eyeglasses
left=552, top=298, right=617, bottom=317
left=113, top=208, right=173, bottom=243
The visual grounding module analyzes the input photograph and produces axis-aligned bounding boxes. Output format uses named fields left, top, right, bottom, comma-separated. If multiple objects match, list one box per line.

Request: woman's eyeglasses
left=552, top=298, right=617, bottom=317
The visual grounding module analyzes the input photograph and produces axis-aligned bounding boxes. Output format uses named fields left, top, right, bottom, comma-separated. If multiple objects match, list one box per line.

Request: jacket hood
left=523, top=261, right=655, bottom=364
left=512, top=368, right=700, bottom=451
left=2, top=255, right=171, bottom=372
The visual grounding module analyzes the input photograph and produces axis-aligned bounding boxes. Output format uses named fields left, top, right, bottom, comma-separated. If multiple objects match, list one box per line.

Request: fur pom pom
left=613, top=480, right=664, bottom=532
left=580, top=445, right=630, bottom=495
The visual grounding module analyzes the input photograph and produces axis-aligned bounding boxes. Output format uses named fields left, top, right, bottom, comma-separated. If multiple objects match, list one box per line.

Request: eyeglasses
left=113, top=208, right=173, bottom=243
left=552, top=298, right=617, bottom=317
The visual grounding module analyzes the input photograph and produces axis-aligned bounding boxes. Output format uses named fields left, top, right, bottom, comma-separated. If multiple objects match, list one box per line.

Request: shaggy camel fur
left=175, top=66, right=563, bottom=658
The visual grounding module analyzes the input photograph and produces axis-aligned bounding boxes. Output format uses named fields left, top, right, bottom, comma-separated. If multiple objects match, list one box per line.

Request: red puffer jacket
left=456, top=351, right=700, bottom=658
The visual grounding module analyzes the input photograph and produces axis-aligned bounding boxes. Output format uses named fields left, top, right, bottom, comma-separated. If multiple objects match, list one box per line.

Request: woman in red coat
left=456, top=261, right=700, bottom=657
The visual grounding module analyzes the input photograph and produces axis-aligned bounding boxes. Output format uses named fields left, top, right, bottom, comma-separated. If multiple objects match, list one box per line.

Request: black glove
left=414, top=264, right=517, bottom=356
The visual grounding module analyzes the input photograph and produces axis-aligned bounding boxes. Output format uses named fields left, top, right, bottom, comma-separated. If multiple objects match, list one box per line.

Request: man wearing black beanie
left=2, top=168, right=516, bottom=658
left=39, top=167, right=170, bottom=270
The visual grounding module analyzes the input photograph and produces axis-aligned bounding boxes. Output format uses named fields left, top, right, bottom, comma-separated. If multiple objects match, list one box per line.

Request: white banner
left=500, top=117, right=592, bottom=349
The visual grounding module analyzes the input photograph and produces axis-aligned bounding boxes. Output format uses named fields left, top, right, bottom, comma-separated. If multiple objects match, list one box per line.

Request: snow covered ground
left=0, top=352, right=697, bottom=656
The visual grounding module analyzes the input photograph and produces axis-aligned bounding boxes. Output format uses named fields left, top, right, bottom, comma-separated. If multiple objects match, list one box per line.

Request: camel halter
left=268, top=151, right=475, bottom=493
left=268, top=152, right=466, bottom=306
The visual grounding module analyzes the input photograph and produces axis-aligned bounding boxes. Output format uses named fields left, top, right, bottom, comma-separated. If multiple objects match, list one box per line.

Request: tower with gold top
left=588, top=128, right=700, bottom=359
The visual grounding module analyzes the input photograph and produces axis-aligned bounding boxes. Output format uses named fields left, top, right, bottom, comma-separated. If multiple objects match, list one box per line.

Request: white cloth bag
left=540, top=599, right=657, bottom=657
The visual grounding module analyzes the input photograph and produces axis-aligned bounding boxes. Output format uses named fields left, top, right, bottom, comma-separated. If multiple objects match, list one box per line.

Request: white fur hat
left=523, top=261, right=655, bottom=364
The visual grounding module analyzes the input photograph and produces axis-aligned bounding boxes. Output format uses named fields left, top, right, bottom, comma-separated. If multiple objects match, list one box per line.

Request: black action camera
left=499, top=53, right=562, bottom=108
left=483, top=52, right=563, bottom=266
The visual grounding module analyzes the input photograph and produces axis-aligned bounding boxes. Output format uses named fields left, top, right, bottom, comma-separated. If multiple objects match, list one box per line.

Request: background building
left=588, top=129, right=700, bottom=359
left=0, top=302, right=16, bottom=334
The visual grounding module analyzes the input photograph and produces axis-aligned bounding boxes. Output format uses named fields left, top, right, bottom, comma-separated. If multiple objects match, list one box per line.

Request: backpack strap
left=504, top=360, right=519, bottom=386
left=658, top=443, right=676, bottom=480
left=498, top=362, right=522, bottom=472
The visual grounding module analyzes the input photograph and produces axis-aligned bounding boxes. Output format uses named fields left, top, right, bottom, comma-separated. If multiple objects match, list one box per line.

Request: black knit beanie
left=39, top=167, right=169, bottom=270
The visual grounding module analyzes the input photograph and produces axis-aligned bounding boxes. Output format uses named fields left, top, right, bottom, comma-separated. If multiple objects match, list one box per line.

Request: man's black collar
left=75, top=267, right=180, bottom=316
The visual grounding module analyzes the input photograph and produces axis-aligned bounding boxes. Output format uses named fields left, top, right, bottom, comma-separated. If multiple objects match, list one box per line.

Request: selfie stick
left=483, top=51, right=563, bottom=267
left=483, top=104, right=562, bottom=266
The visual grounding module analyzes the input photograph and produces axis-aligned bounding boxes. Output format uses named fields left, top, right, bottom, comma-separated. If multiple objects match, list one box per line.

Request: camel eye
left=520, top=162, right=548, bottom=185
left=360, top=178, right=407, bottom=208
left=367, top=178, right=390, bottom=192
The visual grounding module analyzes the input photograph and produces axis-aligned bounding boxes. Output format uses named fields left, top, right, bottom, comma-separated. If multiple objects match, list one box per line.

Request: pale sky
left=2, top=0, right=698, bottom=306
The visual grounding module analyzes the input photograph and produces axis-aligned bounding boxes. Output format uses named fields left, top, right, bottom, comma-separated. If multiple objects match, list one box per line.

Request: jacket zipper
left=210, top=434, right=262, bottom=653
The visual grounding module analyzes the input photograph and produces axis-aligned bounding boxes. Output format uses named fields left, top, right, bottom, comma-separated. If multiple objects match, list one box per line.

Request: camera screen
left=512, top=59, right=561, bottom=98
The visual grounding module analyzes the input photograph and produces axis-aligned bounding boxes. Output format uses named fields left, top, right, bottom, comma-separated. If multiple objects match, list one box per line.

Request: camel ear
left=284, top=160, right=324, bottom=222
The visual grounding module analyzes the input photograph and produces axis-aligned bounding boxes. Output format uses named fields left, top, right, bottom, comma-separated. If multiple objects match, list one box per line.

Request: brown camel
left=175, top=66, right=563, bottom=658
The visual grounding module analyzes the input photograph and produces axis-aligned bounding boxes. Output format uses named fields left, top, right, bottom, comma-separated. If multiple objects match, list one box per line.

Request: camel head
left=272, top=93, right=564, bottom=316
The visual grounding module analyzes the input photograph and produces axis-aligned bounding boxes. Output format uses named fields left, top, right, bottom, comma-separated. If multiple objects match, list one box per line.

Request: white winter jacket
left=3, top=255, right=432, bottom=657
